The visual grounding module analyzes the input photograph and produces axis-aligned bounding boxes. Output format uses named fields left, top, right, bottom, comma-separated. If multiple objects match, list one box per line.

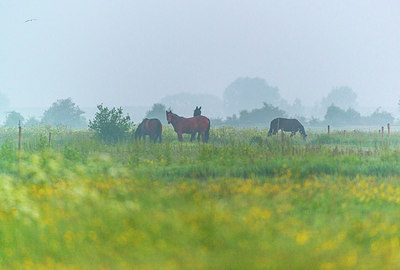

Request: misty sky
left=1, top=1, right=400, bottom=109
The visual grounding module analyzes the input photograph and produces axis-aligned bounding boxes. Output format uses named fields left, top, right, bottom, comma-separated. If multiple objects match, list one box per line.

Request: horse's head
left=166, top=110, right=173, bottom=124
left=300, top=128, right=307, bottom=139
left=193, top=106, right=202, bottom=117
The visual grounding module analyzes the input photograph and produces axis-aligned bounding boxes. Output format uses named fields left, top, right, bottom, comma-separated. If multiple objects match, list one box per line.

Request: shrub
left=88, top=104, right=133, bottom=143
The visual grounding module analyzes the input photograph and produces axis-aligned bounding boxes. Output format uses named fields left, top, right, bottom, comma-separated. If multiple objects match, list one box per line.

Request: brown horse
left=166, top=110, right=210, bottom=143
left=135, top=118, right=162, bottom=143
left=267, top=118, right=307, bottom=139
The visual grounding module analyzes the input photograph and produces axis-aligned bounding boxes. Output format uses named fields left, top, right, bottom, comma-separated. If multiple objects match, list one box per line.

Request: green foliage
left=0, top=127, right=398, bottom=267
left=325, top=104, right=360, bottom=125
left=145, top=103, right=167, bottom=124
left=0, top=139, right=16, bottom=171
left=215, top=103, right=286, bottom=127
left=42, top=98, right=86, bottom=128
left=4, top=111, right=24, bottom=127
left=88, top=104, right=133, bottom=143
left=24, top=116, right=40, bottom=127
left=367, top=107, right=394, bottom=125
left=325, top=105, right=394, bottom=126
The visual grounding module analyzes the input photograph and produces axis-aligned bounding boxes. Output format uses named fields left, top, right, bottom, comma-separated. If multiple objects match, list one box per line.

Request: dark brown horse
left=135, top=118, right=162, bottom=143
left=166, top=110, right=210, bottom=142
left=193, top=106, right=202, bottom=140
left=267, top=118, right=307, bottom=139
left=193, top=106, right=201, bottom=116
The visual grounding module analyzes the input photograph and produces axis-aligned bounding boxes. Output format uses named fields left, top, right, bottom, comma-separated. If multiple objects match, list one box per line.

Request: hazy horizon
left=1, top=1, right=400, bottom=110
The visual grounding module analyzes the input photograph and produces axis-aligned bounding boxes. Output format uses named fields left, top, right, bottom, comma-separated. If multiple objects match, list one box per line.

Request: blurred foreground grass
left=0, top=126, right=399, bottom=268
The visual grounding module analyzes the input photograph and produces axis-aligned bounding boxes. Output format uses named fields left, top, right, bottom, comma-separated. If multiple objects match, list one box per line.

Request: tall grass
left=0, top=126, right=399, bottom=268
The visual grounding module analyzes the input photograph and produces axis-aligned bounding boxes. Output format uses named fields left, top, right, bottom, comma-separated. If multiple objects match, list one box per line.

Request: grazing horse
left=166, top=110, right=210, bottom=143
left=193, top=106, right=201, bottom=116
left=267, top=118, right=307, bottom=139
left=135, top=118, right=162, bottom=143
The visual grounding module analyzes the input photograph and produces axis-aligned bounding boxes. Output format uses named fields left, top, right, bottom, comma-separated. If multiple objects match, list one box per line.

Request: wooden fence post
left=382, top=126, right=384, bottom=141
left=344, top=130, right=346, bottom=136
left=18, top=120, right=21, bottom=151
left=328, top=125, right=330, bottom=135
left=387, top=123, right=391, bottom=136
left=49, top=132, right=52, bottom=147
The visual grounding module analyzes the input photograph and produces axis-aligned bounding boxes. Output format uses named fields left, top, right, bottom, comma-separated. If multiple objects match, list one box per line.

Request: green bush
left=88, top=104, right=133, bottom=143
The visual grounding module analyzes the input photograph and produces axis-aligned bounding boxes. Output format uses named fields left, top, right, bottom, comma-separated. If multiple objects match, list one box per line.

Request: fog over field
left=1, top=1, right=400, bottom=121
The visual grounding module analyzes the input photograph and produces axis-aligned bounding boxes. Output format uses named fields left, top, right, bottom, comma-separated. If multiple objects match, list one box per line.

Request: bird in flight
left=24, top=19, right=38, bottom=23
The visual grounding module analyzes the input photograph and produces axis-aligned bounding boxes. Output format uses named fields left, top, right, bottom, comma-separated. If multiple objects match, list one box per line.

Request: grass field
left=1, top=126, right=400, bottom=269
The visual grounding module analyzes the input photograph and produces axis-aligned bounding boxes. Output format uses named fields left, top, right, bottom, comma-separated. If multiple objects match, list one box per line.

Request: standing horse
left=166, top=110, right=210, bottom=143
left=193, top=106, right=202, bottom=140
left=267, top=118, right=307, bottom=139
left=135, top=118, right=162, bottom=143
left=193, top=106, right=201, bottom=116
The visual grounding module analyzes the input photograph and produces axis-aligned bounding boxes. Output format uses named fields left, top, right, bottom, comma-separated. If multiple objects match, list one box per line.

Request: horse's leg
left=197, top=132, right=200, bottom=142
left=201, top=131, right=206, bottom=142
left=190, top=133, right=196, bottom=142
left=178, top=133, right=183, bottom=142
left=290, top=132, right=295, bottom=137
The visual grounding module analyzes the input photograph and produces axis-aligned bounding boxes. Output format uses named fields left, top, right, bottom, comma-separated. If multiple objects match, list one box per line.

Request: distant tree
left=325, top=104, right=361, bottom=126
left=291, top=98, right=306, bottom=117
left=308, top=117, right=322, bottom=127
left=223, top=77, right=280, bottom=116
left=4, top=111, right=24, bottom=127
left=88, top=104, right=133, bottom=143
left=42, top=98, right=86, bottom=128
left=364, top=108, right=394, bottom=125
left=145, top=103, right=167, bottom=124
left=239, top=103, right=286, bottom=124
left=325, top=105, right=346, bottom=125
left=25, top=117, right=40, bottom=127
left=321, top=86, right=357, bottom=110
left=222, top=103, right=286, bottom=127
left=279, top=98, right=305, bottom=117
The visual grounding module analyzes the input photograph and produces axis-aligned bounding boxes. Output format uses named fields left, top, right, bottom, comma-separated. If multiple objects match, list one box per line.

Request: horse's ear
left=199, top=106, right=201, bottom=110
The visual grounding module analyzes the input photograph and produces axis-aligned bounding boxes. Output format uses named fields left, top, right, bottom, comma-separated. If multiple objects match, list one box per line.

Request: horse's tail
left=205, top=119, right=210, bottom=143
left=267, top=119, right=277, bottom=136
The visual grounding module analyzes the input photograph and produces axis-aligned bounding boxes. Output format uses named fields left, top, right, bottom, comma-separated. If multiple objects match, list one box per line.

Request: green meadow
left=1, top=126, right=400, bottom=269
